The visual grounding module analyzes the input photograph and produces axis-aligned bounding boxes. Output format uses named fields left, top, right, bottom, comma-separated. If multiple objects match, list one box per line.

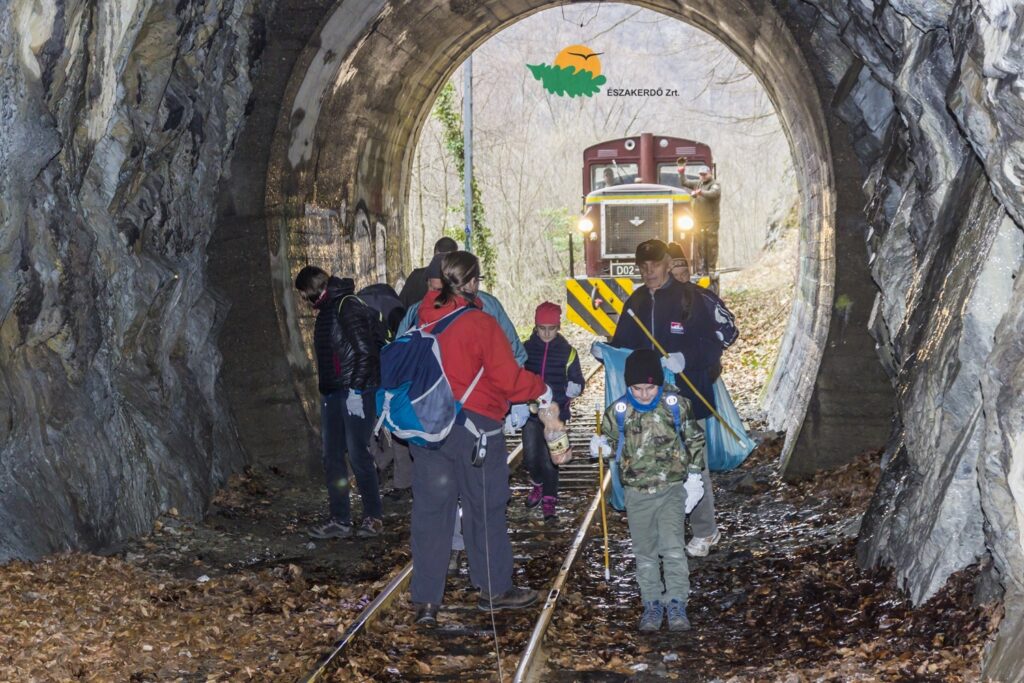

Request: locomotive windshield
left=592, top=163, right=639, bottom=189
left=657, top=162, right=710, bottom=187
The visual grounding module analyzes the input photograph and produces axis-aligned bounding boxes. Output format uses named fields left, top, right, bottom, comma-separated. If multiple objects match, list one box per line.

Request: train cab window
left=659, top=162, right=710, bottom=187
left=593, top=163, right=638, bottom=189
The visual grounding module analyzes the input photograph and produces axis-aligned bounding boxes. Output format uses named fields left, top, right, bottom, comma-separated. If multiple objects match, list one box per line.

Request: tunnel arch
left=211, top=0, right=892, bottom=476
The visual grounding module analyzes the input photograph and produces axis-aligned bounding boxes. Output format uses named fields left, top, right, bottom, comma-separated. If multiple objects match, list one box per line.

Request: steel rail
left=512, top=469, right=611, bottom=683
left=299, top=363, right=603, bottom=682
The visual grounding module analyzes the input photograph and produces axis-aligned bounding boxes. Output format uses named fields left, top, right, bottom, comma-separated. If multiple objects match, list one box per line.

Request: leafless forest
left=407, top=4, right=796, bottom=324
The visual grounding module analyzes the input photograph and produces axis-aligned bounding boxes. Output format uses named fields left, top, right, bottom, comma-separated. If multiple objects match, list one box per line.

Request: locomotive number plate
left=610, top=262, right=637, bottom=277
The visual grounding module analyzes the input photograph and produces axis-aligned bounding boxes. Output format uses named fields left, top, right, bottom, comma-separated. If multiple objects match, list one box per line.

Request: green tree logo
left=528, top=44, right=606, bottom=97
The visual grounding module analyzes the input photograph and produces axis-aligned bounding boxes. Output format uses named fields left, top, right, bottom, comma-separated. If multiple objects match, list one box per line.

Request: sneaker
left=541, top=496, right=557, bottom=520
left=414, top=603, right=439, bottom=627
left=478, top=586, right=539, bottom=611
left=356, top=517, right=384, bottom=538
left=308, top=519, right=352, bottom=540
left=638, top=600, right=665, bottom=632
left=666, top=598, right=691, bottom=631
left=525, top=483, right=543, bottom=508
left=686, top=530, right=721, bottom=557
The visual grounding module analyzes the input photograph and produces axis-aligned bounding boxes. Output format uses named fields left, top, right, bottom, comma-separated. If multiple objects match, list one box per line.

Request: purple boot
left=542, top=496, right=557, bottom=521
left=525, top=483, right=543, bottom=508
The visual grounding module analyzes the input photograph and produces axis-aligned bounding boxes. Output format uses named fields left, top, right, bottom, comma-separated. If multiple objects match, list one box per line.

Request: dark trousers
left=699, top=222, right=719, bottom=272
left=410, top=412, right=513, bottom=604
left=522, top=417, right=559, bottom=497
left=320, top=390, right=382, bottom=524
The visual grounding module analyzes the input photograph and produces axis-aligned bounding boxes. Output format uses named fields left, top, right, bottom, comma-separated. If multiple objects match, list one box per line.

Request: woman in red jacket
left=410, top=251, right=552, bottom=627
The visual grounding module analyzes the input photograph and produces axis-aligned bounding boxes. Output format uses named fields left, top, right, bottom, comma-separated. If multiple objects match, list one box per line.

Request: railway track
left=300, top=365, right=609, bottom=682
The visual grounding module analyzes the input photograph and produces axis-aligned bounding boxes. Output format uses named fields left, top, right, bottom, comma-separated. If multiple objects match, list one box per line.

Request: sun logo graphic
left=527, top=44, right=606, bottom=97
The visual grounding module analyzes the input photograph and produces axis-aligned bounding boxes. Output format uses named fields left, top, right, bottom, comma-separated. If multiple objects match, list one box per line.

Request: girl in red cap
left=519, top=301, right=586, bottom=520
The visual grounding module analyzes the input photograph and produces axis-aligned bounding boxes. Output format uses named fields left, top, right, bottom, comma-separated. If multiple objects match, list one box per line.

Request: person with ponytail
left=409, top=251, right=553, bottom=627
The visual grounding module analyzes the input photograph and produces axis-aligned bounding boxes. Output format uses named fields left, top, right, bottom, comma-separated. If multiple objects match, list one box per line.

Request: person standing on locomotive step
left=294, top=265, right=385, bottom=540
left=521, top=301, right=585, bottom=521
left=678, top=159, right=721, bottom=273
left=409, top=251, right=553, bottom=627
left=598, top=239, right=737, bottom=558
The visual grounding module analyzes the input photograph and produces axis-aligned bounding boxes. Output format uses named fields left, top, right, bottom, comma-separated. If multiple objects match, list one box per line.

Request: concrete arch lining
left=215, top=0, right=889, bottom=476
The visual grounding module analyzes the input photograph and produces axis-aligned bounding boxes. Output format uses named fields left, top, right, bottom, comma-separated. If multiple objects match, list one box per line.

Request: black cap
left=666, top=242, right=685, bottom=259
left=634, top=239, right=668, bottom=264
left=425, top=252, right=446, bottom=279
left=624, top=349, right=664, bottom=387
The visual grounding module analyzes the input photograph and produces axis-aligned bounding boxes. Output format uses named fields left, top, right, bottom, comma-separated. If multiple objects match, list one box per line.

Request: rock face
left=784, top=0, right=1024, bottom=678
left=0, top=0, right=267, bottom=559
left=1, top=0, right=1023, bottom=678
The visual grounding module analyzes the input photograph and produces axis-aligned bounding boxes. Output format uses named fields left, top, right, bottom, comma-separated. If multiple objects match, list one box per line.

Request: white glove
left=509, top=404, right=531, bottom=429
left=589, top=435, right=612, bottom=460
left=590, top=341, right=604, bottom=362
left=537, top=385, right=553, bottom=409
left=566, top=381, right=582, bottom=398
left=683, top=473, right=705, bottom=513
left=662, top=352, right=686, bottom=374
left=346, top=389, right=365, bottom=419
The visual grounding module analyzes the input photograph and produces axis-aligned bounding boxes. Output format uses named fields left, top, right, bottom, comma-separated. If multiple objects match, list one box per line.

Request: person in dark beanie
left=294, top=265, right=385, bottom=539
left=399, top=236, right=460, bottom=308
left=599, top=239, right=738, bottom=558
left=519, top=302, right=585, bottom=520
left=592, top=348, right=706, bottom=632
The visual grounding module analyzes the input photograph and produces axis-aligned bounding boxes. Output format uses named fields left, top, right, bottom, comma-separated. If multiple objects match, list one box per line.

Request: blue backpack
left=374, top=306, right=484, bottom=449
left=608, top=393, right=685, bottom=511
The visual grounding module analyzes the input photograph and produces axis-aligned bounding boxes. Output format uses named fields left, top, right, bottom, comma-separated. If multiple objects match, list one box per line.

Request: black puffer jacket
left=313, top=276, right=382, bottom=394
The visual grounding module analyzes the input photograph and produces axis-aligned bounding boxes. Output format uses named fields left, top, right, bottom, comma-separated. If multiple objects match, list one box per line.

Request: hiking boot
left=308, top=519, right=352, bottom=540
left=638, top=600, right=665, bottom=632
left=356, top=517, right=384, bottom=538
left=478, top=586, right=539, bottom=611
left=666, top=598, right=691, bottom=632
left=525, top=483, right=543, bottom=508
left=542, top=496, right=557, bottom=520
left=414, top=603, right=439, bottom=627
left=686, top=530, right=721, bottom=557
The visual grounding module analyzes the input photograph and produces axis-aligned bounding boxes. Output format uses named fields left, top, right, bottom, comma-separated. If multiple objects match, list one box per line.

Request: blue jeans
left=320, top=390, right=382, bottom=524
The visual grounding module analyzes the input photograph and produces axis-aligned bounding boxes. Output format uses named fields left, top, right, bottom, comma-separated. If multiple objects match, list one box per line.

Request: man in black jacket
left=399, top=236, right=459, bottom=308
left=604, top=240, right=738, bottom=557
left=295, top=265, right=385, bottom=539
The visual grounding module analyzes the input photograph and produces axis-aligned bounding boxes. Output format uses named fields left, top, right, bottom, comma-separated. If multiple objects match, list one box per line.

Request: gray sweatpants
left=624, top=482, right=690, bottom=604
left=409, top=412, right=513, bottom=604
left=689, top=463, right=717, bottom=539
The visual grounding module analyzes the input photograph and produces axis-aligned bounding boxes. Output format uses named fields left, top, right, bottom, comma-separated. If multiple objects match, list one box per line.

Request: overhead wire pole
left=463, top=55, right=473, bottom=252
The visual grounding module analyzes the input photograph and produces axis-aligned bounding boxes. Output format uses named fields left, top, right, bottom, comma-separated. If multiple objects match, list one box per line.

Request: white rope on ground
left=480, top=452, right=504, bottom=680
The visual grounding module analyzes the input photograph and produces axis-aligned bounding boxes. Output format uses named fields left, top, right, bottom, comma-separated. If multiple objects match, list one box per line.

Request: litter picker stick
left=595, top=402, right=611, bottom=582
left=624, top=308, right=743, bottom=444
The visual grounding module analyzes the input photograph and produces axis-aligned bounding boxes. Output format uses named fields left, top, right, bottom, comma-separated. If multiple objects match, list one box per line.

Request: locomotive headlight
left=677, top=214, right=694, bottom=231
left=577, top=217, right=595, bottom=233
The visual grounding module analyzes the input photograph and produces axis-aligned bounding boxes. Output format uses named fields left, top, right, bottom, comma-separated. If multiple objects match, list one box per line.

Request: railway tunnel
left=1, top=0, right=1022, bottom=678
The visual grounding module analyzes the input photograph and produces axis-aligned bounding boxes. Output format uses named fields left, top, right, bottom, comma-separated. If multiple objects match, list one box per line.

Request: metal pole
left=463, top=55, right=473, bottom=252
left=568, top=231, right=575, bottom=277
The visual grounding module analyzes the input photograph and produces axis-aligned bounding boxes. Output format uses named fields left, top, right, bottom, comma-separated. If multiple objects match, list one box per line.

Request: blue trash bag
left=704, top=378, right=756, bottom=471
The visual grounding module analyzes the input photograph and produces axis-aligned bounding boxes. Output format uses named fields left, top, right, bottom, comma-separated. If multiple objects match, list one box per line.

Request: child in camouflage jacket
left=597, top=349, right=706, bottom=633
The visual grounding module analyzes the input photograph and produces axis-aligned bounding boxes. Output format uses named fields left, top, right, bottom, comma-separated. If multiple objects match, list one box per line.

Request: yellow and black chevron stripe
left=565, top=277, right=638, bottom=337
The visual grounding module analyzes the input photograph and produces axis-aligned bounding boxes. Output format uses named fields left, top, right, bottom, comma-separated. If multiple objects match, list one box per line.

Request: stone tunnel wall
left=0, top=0, right=269, bottom=559
left=1, top=0, right=1023, bottom=678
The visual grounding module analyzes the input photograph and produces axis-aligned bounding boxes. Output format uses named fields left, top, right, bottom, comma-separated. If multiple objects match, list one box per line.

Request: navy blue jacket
left=523, top=332, right=585, bottom=422
left=611, top=279, right=737, bottom=419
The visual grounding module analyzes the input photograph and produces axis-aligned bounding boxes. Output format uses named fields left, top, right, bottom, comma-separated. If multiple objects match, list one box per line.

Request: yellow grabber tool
left=624, top=308, right=744, bottom=444
left=595, top=402, right=611, bottom=582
